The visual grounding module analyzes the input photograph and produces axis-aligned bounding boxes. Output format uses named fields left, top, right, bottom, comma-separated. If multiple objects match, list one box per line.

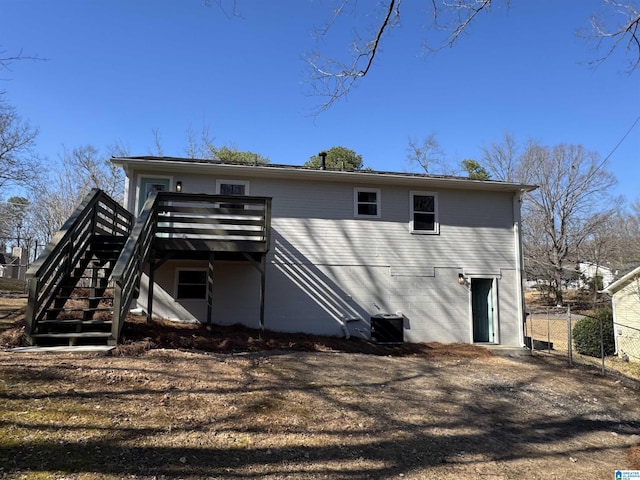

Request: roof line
left=111, top=155, right=538, bottom=191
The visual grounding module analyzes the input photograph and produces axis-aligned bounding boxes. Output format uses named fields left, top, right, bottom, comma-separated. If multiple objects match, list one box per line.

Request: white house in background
left=112, top=156, right=536, bottom=347
left=578, top=261, right=615, bottom=289
left=604, top=266, right=640, bottom=362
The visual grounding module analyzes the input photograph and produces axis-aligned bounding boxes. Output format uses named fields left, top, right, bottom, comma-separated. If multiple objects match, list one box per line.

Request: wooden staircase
left=25, top=189, right=134, bottom=347
left=29, top=236, right=126, bottom=346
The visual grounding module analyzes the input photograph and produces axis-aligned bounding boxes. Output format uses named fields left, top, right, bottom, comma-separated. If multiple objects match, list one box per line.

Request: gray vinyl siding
left=128, top=169, right=523, bottom=346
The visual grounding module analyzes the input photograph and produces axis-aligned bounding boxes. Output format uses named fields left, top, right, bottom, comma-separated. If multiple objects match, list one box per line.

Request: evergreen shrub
left=572, top=308, right=615, bottom=357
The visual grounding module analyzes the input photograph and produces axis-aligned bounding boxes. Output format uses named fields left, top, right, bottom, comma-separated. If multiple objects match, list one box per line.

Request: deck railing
left=153, top=192, right=272, bottom=253
left=25, top=189, right=133, bottom=339
left=110, top=192, right=271, bottom=341
left=26, top=190, right=272, bottom=345
left=111, top=191, right=159, bottom=341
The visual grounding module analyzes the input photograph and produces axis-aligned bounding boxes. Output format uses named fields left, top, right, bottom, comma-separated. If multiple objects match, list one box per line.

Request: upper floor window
left=215, top=180, right=250, bottom=209
left=410, top=191, right=439, bottom=234
left=354, top=188, right=381, bottom=218
left=216, top=179, right=249, bottom=196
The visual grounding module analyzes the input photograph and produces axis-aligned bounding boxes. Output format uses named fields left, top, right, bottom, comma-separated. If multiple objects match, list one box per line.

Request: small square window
left=354, top=188, right=381, bottom=218
left=410, top=191, right=439, bottom=234
left=176, top=269, right=207, bottom=300
left=216, top=180, right=250, bottom=210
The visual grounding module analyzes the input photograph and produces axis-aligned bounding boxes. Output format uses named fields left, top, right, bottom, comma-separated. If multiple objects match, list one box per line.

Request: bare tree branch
left=438, top=0, right=494, bottom=49
left=307, top=0, right=401, bottom=114
left=0, top=47, right=46, bottom=72
left=586, top=0, right=640, bottom=72
left=306, top=0, right=505, bottom=114
left=406, top=133, right=445, bottom=173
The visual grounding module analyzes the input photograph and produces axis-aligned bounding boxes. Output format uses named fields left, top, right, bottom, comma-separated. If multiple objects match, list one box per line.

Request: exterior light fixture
left=176, top=181, right=182, bottom=192
left=458, top=273, right=466, bottom=285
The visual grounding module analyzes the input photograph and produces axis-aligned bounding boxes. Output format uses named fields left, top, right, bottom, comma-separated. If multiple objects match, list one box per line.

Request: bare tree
left=0, top=97, right=39, bottom=192
left=185, top=123, right=217, bottom=159
left=578, top=217, right=625, bottom=306
left=406, top=133, right=450, bottom=174
left=28, top=145, right=126, bottom=244
left=520, top=143, right=619, bottom=305
left=29, top=165, right=84, bottom=244
left=481, top=131, right=519, bottom=182
left=62, top=145, right=125, bottom=200
left=150, top=128, right=164, bottom=157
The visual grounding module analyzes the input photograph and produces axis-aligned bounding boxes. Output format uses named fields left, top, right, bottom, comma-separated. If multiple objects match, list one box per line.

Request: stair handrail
left=25, top=189, right=133, bottom=340
left=111, top=191, right=159, bottom=341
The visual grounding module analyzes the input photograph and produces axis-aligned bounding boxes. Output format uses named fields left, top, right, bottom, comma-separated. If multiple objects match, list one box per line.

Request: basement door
left=471, top=278, right=496, bottom=343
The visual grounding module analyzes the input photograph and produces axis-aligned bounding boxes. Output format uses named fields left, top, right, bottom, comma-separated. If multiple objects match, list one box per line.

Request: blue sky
left=3, top=0, right=639, bottom=203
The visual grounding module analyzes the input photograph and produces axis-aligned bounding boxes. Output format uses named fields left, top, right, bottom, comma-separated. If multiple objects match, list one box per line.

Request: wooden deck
left=153, top=192, right=272, bottom=254
left=26, top=190, right=272, bottom=346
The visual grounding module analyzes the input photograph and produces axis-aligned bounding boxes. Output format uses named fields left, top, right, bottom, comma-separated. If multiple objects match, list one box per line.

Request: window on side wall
left=354, top=188, right=381, bottom=218
left=410, top=191, right=439, bottom=234
left=215, top=180, right=250, bottom=209
left=176, top=269, right=207, bottom=300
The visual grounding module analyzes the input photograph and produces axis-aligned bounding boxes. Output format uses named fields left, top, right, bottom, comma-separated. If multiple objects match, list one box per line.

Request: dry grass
left=1, top=349, right=639, bottom=479
left=1, top=294, right=640, bottom=478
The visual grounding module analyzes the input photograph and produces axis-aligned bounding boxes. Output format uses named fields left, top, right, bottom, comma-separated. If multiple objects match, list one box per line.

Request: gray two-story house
left=114, top=156, right=534, bottom=346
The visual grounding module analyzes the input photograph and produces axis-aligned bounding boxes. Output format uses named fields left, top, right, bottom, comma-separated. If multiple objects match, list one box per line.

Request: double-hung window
left=176, top=269, right=207, bottom=300
left=354, top=188, right=381, bottom=218
left=215, top=180, right=249, bottom=209
left=410, top=191, right=439, bottom=234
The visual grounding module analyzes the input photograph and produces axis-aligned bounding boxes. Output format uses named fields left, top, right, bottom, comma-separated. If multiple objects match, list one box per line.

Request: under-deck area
left=139, top=192, right=272, bottom=329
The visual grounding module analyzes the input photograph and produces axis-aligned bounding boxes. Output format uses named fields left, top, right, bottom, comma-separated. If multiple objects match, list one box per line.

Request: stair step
left=56, top=296, right=113, bottom=302
left=71, top=276, right=112, bottom=281
left=38, top=319, right=112, bottom=325
left=30, top=332, right=112, bottom=339
left=47, top=307, right=113, bottom=313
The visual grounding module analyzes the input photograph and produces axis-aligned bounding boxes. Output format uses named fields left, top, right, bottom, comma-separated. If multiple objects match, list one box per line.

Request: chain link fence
left=524, top=306, right=640, bottom=380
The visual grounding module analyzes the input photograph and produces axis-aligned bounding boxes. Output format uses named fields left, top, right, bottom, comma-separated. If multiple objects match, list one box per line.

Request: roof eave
left=111, top=156, right=538, bottom=193
left=603, top=265, right=640, bottom=294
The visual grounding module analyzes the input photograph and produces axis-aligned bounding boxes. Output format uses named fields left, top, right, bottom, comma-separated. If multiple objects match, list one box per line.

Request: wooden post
left=242, top=253, right=266, bottom=338
left=567, top=305, right=573, bottom=366
left=260, top=254, right=266, bottom=337
left=147, top=262, right=155, bottom=324
left=207, top=252, right=214, bottom=327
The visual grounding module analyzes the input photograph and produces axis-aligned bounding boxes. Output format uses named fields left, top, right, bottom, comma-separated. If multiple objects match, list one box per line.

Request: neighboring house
left=604, top=265, right=640, bottom=362
left=577, top=261, right=615, bottom=289
left=0, top=252, right=18, bottom=280
left=108, top=156, right=536, bottom=347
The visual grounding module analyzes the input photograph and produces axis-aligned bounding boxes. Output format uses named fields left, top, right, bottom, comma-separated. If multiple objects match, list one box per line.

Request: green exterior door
left=472, top=278, right=495, bottom=343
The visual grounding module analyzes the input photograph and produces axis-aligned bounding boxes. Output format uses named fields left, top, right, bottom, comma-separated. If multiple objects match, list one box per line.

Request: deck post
left=147, top=261, right=155, bottom=324
left=207, top=252, right=214, bottom=327
left=260, top=254, right=266, bottom=336
left=242, top=252, right=266, bottom=337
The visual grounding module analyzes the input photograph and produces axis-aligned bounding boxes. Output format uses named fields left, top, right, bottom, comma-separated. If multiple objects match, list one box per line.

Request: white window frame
left=175, top=268, right=208, bottom=301
left=137, top=175, right=173, bottom=213
left=410, top=191, right=439, bottom=234
left=215, top=179, right=250, bottom=196
left=354, top=188, right=381, bottom=218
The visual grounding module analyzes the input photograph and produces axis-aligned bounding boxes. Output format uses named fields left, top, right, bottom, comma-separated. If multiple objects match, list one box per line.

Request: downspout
left=513, top=190, right=526, bottom=347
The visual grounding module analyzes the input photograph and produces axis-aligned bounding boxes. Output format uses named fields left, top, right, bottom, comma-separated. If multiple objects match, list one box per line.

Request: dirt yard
left=1, top=294, right=639, bottom=479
